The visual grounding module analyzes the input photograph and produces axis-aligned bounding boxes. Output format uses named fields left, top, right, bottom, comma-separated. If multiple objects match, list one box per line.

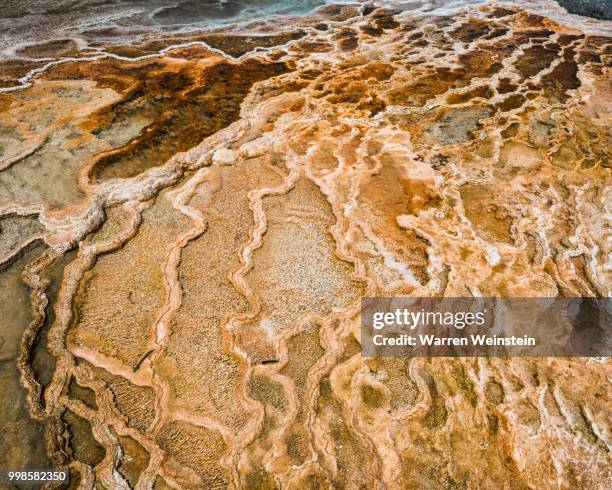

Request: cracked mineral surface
left=0, top=0, right=610, bottom=489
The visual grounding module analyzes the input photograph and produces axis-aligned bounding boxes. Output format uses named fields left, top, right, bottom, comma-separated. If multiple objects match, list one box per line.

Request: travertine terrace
left=0, top=1, right=610, bottom=488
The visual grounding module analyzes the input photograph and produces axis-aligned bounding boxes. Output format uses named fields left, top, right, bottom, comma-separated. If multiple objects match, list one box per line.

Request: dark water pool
left=151, top=0, right=327, bottom=26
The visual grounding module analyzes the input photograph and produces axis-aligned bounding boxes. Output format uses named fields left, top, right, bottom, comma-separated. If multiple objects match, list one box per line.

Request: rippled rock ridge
left=0, top=0, right=610, bottom=488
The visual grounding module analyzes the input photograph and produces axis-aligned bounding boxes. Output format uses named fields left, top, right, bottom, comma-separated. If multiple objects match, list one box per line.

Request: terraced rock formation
left=0, top=1, right=610, bottom=488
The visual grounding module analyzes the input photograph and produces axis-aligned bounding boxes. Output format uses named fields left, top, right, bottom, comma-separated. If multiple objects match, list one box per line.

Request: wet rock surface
left=555, top=0, right=612, bottom=20
left=0, top=1, right=610, bottom=488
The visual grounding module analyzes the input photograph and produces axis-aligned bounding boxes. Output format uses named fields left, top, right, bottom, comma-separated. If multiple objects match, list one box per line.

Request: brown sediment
left=101, top=30, right=308, bottom=59
left=29, top=250, right=78, bottom=391
left=117, top=433, right=150, bottom=487
left=0, top=213, right=43, bottom=261
left=0, top=59, right=49, bottom=88
left=0, top=2, right=610, bottom=489
left=42, top=55, right=290, bottom=182
left=0, top=242, right=50, bottom=473
left=315, top=3, right=362, bottom=22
